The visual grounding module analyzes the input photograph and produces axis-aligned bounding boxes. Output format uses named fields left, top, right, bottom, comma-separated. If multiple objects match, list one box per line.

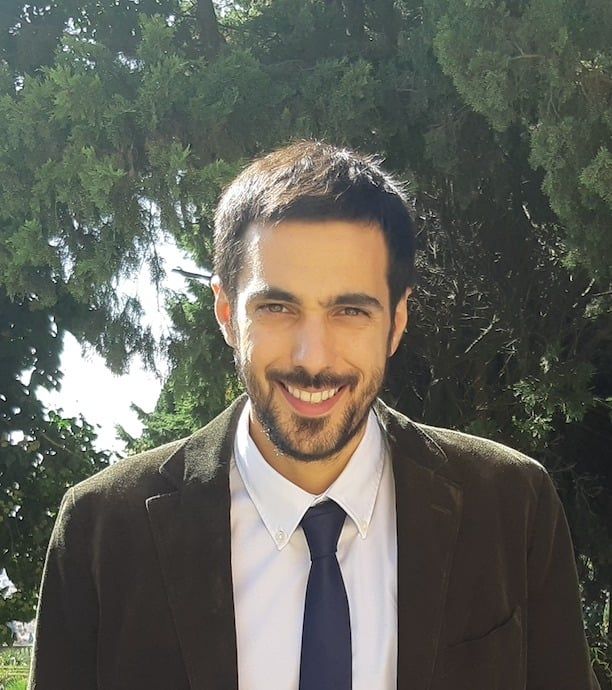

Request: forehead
left=237, top=219, right=390, bottom=302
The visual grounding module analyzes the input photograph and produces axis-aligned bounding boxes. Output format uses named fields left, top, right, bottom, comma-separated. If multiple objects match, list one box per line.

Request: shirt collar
left=233, top=399, right=387, bottom=550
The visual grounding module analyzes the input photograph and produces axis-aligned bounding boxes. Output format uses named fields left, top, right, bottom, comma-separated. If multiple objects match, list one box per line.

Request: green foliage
left=4, top=680, right=27, bottom=690
left=0, top=647, right=30, bottom=686
left=580, top=146, right=612, bottom=208
left=0, top=289, right=110, bottom=640
left=512, top=345, right=596, bottom=444
left=428, top=0, right=612, bottom=281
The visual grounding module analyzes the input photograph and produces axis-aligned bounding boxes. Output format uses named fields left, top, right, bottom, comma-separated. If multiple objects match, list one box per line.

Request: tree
left=0, top=288, right=109, bottom=641
left=429, top=0, right=612, bottom=282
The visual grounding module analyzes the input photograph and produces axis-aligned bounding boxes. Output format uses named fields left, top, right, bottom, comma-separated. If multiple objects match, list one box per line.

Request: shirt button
left=276, top=529, right=286, bottom=544
left=359, top=520, right=368, bottom=533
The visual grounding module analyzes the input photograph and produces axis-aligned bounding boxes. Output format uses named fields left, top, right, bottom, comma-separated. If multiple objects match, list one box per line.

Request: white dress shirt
left=230, top=400, right=398, bottom=690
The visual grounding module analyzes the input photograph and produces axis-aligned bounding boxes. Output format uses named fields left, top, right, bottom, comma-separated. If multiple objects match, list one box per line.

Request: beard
left=235, top=351, right=387, bottom=463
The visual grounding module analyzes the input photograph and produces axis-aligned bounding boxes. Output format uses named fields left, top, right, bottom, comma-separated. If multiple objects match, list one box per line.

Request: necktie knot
left=300, top=500, right=347, bottom=561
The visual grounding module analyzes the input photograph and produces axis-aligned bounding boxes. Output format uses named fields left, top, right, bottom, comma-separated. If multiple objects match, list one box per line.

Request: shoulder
left=47, top=438, right=189, bottom=558
left=380, top=407, right=562, bottom=548
left=378, top=401, right=550, bottom=504
left=63, top=396, right=246, bottom=519
left=417, top=420, right=553, bottom=513
left=65, top=437, right=188, bottom=515
left=419, top=421, right=544, bottom=477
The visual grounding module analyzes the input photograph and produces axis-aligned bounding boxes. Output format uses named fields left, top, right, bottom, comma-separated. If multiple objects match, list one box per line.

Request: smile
left=284, top=384, right=340, bottom=404
left=277, top=381, right=346, bottom=417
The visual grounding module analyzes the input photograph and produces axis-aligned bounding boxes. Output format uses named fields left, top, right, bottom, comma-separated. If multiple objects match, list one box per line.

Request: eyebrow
left=247, top=287, right=384, bottom=312
left=325, top=293, right=384, bottom=311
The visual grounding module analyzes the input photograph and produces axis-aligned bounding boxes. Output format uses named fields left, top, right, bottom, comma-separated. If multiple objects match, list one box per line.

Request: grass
left=0, top=647, right=30, bottom=688
left=0, top=678, right=28, bottom=690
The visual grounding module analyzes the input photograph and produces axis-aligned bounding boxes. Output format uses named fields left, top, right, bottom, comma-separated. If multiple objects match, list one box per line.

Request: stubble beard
left=235, top=351, right=388, bottom=463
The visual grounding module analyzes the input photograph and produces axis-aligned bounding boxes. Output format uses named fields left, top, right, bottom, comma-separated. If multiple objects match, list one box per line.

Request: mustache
left=268, top=368, right=358, bottom=390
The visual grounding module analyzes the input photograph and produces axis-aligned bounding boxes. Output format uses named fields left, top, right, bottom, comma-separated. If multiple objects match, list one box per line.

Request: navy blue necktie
left=299, top=500, right=352, bottom=690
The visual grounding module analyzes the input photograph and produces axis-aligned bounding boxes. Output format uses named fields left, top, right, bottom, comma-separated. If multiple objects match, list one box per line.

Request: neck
left=248, top=415, right=368, bottom=495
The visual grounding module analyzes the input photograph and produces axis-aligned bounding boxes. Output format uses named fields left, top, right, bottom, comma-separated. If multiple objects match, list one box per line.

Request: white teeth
left=286, top=385, right=338, bottom=404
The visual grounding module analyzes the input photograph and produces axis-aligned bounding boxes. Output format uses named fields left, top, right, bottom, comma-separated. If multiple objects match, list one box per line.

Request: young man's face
left=212, top=219, right=409, bottom=463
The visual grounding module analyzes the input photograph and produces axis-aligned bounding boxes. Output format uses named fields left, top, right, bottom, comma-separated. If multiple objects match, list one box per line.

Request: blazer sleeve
left=29, top=487, right=99, bottom=690
left=526, top=467, right=601, bottom=690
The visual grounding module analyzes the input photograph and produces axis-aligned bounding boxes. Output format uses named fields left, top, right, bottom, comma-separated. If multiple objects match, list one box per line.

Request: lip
left=276, top=381, right=346, bottom=417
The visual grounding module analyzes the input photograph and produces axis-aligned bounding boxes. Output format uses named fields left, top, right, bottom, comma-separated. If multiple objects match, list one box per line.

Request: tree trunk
left=195, top=0, right=226, bottom=60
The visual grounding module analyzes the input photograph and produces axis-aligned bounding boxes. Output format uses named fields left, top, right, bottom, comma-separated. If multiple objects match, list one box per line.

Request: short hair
left=213, top=140, right=416, bottom=310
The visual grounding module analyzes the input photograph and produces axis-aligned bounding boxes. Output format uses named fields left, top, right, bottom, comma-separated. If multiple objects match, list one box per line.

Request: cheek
left=337, top=332, right=389, bottom=369
left=239, top=323, right=284, bottom=364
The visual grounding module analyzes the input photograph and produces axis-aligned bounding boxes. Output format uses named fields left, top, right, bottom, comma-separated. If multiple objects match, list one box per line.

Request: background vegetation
left=0, top=647, right=29, bottom=688
left=0, top=0, right=610, bottom=684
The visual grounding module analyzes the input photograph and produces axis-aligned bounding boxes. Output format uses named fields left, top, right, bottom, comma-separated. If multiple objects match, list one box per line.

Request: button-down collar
left=233, top=400, right=386, bottom=550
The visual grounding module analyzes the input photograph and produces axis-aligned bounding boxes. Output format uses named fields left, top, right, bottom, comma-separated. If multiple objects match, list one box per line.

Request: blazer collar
left=158, top=394, right=451, bottom=487
left=159, top=393, right=247, bottom=489
left=148, top=394, right=462, bottom=690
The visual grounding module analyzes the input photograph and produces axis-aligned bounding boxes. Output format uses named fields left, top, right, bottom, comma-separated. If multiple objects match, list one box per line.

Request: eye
left=340, top=307, right=369, bottom=317
left=258, top=303, right=289, bottom=314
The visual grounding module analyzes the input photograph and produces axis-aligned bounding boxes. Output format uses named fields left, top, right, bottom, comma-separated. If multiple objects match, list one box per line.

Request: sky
left=36, top=239, right=202, bottom=456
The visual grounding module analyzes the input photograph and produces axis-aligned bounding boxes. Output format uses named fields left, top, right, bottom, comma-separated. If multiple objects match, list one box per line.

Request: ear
left=388, top=287, right=412, bottom=357
left=211, top=275, right=236, bottom=348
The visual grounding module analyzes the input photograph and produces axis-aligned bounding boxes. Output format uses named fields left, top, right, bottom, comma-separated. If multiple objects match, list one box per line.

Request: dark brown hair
left=213, top=140, right=416, bottom=309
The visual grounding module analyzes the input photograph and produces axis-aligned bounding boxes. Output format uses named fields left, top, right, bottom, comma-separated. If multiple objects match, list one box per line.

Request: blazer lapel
left=146, top=396, right=248, bottom=690
left=376, top=401, right=463, bottom=690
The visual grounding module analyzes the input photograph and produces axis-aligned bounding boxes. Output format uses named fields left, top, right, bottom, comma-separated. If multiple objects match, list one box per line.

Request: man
left=30, top=141, right=599, bottom=690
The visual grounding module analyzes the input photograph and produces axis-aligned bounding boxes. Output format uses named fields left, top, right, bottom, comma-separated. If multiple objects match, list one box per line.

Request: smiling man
left=213, top=218, right=406, bottom=493
left=31, top=141, right=599, bottom=690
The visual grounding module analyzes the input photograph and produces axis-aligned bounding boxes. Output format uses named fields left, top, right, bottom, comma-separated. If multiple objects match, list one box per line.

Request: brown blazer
left=29, top=395, right=600, bottom=690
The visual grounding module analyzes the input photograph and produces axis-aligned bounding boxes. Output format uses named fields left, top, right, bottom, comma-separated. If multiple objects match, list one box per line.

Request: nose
left=291, top=315, right=336, bottom=376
